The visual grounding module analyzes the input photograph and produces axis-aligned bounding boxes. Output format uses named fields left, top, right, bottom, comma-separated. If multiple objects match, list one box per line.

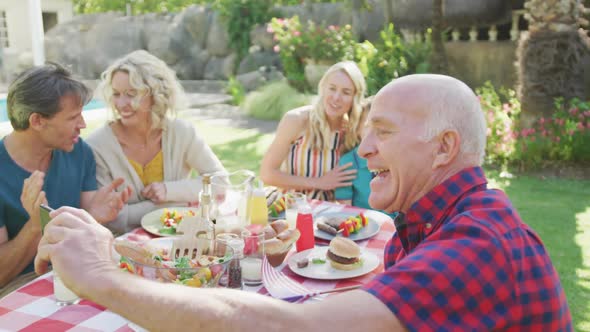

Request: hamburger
left=326, top=237, right=362, bottom=271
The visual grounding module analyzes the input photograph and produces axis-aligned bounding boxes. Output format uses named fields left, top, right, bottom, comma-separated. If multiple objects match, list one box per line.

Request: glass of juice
left=285, top=192, right=307, bottom=229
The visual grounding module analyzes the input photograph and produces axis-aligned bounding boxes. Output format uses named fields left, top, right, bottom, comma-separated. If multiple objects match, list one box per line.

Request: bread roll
left=269, top=219, right=289, bottom=234
left=261, top=237, right=286, bottom=255
left=276, top=229, right=300, bottom=247
left=263, top=225, right=277, bottom=240
left=262, top=228, right=301, bottom=267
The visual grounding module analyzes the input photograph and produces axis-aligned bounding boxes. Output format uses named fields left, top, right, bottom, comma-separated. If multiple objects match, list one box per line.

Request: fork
left=171, top=215, right=209, bottom=259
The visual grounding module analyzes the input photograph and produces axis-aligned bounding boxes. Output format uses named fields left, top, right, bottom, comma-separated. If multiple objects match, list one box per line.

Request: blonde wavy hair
left=99, top=50, right=186, bottom=129
left=308, top=61, right=366, bottom=152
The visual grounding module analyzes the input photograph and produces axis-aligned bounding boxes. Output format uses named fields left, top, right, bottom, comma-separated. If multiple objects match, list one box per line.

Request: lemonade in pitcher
left=211, top=170, right=255, bottom=233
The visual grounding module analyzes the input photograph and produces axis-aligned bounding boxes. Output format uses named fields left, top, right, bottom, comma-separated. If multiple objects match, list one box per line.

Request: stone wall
left=446, top=41, right=518, bottom=89
left=44, top=7, right=238, bottom=80
left=40, top=1, right=385, bottom=81
left=446, top=41, right=590, bottom=93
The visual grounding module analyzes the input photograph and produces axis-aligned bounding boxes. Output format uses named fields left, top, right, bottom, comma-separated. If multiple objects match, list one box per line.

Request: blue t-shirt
left=0, top=138, right=97, bottom=274
left=335, top=146, right=398, bottom=219
left=335, top=146, right=372, bottom=209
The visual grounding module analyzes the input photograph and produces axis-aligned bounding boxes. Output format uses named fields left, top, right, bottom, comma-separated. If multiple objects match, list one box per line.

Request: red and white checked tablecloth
left=0, top=201, right=395, bottom=332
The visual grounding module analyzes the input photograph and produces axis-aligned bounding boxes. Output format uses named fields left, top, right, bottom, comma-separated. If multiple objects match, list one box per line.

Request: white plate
left=314, top=212, right=381, bottom=241
left=141, top=207, right=199, bottom=237
left=287, top=247, right=379, bottom=280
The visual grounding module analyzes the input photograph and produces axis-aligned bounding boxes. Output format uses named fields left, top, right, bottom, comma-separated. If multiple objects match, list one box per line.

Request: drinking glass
left=240, top=229, right=264, bottom=286
left=53, top=274, right=79, bottom=306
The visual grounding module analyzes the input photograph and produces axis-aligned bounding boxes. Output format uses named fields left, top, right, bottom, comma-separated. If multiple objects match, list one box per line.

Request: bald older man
left=34, top=74, right=572, bottom=331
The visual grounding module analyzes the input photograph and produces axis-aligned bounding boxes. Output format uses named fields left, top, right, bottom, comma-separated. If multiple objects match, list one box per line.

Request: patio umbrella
left=387, top=0, right=513, bottom=29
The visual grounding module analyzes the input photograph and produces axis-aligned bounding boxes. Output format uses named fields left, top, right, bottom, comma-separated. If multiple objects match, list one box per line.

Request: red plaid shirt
left=363, top=167, right=572, bottom=331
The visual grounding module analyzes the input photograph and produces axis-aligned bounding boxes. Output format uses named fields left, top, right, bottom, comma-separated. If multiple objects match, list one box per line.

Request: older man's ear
left=432, top=129, right=460, bottom=169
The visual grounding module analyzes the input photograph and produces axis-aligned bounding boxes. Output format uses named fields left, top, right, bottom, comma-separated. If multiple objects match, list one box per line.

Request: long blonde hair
left=99, top=50, right=186, bottom=129
left=308, top=61, right=366, bottom=152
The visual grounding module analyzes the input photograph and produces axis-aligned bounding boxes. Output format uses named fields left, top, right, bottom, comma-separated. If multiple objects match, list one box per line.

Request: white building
left=0, top=0, right=73, bottom=81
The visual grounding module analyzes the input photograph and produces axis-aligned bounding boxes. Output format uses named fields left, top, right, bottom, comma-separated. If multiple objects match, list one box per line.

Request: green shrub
left=354, top=24, right=431, bottom=96
left=243, top=80, right=312, bottom=121
left=226, top=76, right=245, bottom=106
left=268, top=16, right=356, bottom=92
left=214, top=0, right=276, bottom=62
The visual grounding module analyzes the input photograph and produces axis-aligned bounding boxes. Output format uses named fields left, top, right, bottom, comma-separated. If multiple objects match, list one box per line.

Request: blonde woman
left=260, top=61, right=366, bottom=201
left=86, top=50, right=225, bottom=234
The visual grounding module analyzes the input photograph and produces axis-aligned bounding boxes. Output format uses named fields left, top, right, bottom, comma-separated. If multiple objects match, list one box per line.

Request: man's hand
left=20, top=171, right=48, bottom=235
left=141, top=182, right=167, bottom=204
left=35, top=207, right=117, bottom=298
left=317, top=162, right=357, bottom=191
left=87, top=178, right=132, bottom=223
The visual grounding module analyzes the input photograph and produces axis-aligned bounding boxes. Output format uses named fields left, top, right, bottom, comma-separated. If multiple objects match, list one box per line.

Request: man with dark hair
left=0, top=63, right=131, bottom=296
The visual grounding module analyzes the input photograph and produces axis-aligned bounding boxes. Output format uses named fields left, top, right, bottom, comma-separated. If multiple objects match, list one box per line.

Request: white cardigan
left=86, top=117, right=225, bottom=234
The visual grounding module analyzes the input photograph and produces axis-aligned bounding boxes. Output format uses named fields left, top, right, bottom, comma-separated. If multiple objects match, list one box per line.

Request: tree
left=429, top=0, right=448, bottom=74
left=72, top=0, right=207, bottom=14
left=516, top=0, right=590, bottom=126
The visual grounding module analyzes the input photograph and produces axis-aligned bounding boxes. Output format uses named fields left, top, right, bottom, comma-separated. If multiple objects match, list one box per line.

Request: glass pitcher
left=210, top=170, right=256, bottom=234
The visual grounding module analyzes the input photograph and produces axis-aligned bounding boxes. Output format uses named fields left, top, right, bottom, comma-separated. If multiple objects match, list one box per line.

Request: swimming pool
left=0, top=98, right=106, bottom=123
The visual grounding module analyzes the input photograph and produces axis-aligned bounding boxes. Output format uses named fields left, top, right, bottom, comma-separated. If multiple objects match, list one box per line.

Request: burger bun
left=327, top=237, right=362, bottom=271
left=329, top=259, right=362, bottom=271
left=329, top=237, right=360, bottom=258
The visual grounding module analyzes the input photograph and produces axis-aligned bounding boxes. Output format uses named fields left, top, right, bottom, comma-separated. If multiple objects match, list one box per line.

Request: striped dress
left=282, top=130, right=343, bottom=201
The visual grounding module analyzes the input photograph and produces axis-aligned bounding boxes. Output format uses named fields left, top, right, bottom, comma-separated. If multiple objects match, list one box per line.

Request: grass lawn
left=77, top=112, right=589, bottom=331
left=488, top=173, right=590, bottom=331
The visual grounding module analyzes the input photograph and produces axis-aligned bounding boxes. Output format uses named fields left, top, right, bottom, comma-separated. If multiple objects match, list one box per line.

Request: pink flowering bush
left=269, top=16, right=354, bottom=63
left=267, top=16, right=355, bottom=90
left=478, top=82, right=590, bottom=168
left=476, top=82, right=521, bottom=166
left=513, top=98, right=590, bottom=166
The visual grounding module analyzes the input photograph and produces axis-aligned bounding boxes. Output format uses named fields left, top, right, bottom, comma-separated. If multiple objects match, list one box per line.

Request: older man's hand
left=35, top=207, right=118, bottom=299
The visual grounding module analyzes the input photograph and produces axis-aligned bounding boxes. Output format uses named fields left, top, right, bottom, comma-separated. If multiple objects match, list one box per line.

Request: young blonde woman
left=86, top=50, right=225, bottom=234
left=260, top=61, right=366, bottom=201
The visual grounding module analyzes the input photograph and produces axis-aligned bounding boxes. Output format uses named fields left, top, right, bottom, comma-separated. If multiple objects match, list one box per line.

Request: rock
left=206, top=12, right=231, bottom=57
left=176, top=5, right=210, bottom=48
left=237, top=51, right=281, bottom=75
left=250, top=24, right=274, bottom=51
left=236, top=71, right=266, bottom=92
left=310, top=3, right=351, bottom=27
left=89, top=17, right=144, bottom=74
left=237, top=67, right=285, bottom=92
left=199, top=53, right=235, bottom=80
left=222, top=53, right=238, bottom=78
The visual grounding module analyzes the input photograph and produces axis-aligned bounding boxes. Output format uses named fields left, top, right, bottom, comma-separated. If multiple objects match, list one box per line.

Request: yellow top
left=128, top=150, right=164, bottom=186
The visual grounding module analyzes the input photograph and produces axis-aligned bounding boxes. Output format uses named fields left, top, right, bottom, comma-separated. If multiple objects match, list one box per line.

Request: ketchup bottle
left=295, top=203, right=314, bottom=252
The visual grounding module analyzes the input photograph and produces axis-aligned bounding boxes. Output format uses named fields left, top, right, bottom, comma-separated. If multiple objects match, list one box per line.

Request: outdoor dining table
left=0, top=200, right=395, bottom=332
